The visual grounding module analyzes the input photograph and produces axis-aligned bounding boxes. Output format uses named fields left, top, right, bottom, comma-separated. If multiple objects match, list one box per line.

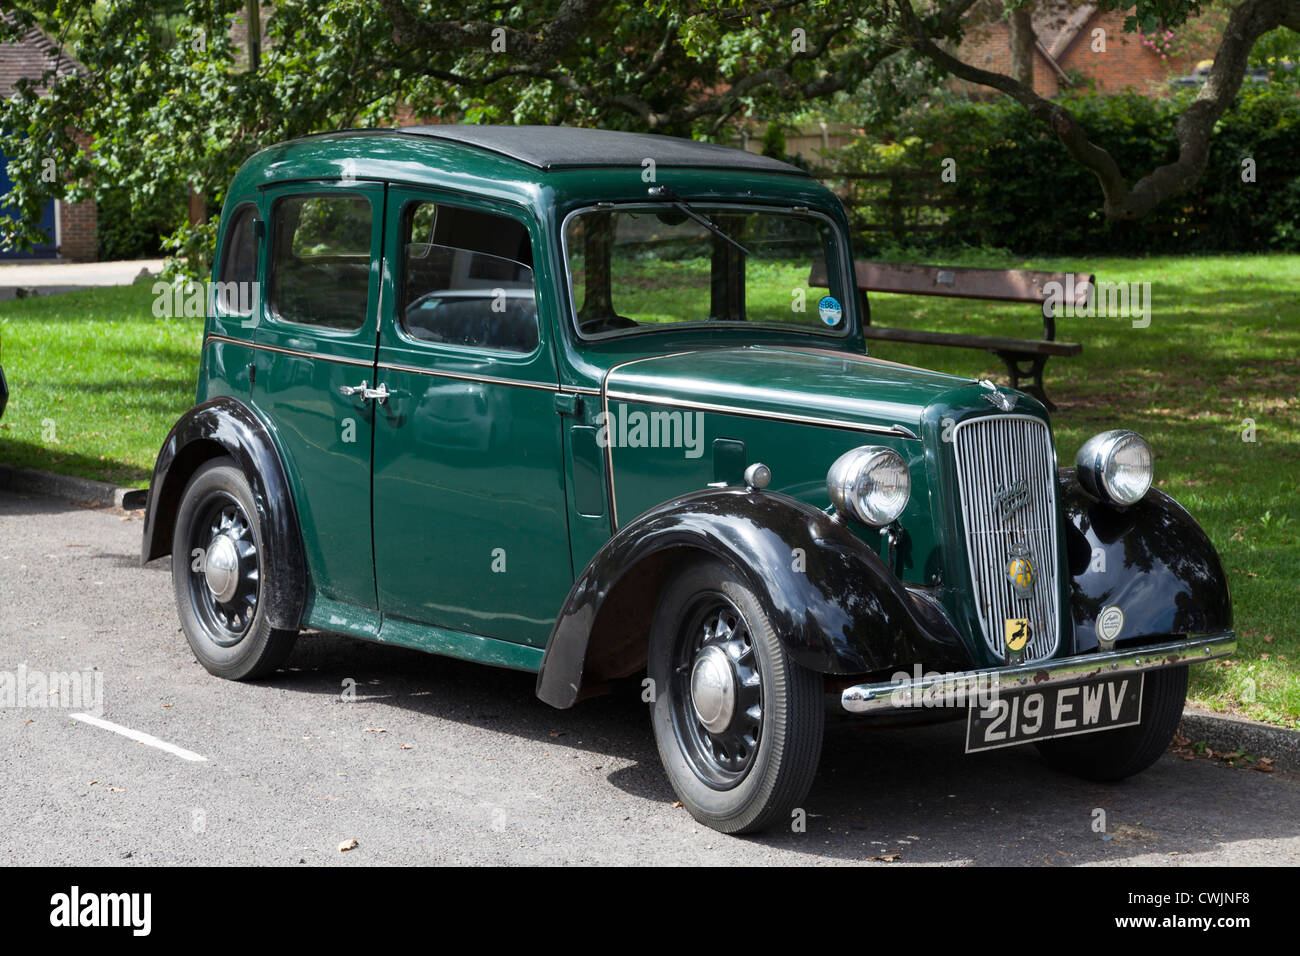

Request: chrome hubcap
left=186, top=494, right=260, bottom=647
left=204, top=534, right=240, bottom=604
left=669, top=594, right=764, bottom=789
left=690, top=645, right=737, bottom=734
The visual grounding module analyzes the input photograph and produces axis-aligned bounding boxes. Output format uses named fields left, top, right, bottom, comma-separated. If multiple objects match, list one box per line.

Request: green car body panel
left=144, top=126, right=1232, bottom=708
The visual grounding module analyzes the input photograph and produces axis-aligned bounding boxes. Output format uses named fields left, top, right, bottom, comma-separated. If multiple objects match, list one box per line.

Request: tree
left=1, top=0, right=1295, bottom=270
left=0, top=1, right=912, bottom=270
left=1008, top=3, right=1036, bottom=87
left=896, top=0, right=1300, bottom=219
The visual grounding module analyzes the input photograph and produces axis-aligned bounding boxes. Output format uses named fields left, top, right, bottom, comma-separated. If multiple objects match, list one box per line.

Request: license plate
left=965, top=674, right=1144, bottom=753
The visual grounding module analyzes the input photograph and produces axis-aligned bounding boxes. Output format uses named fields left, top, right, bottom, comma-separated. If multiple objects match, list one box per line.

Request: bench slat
left=809, top=261, right=1094, bottom=305
left=863, top=325, right=1082, bottom=356
left=805, top=258, right=1091, bottom=409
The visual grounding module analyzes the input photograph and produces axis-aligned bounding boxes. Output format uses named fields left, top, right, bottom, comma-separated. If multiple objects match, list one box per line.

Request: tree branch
left=897, top=0, right=1300, bottom=220
left=378, top=0, right=610, bottom=66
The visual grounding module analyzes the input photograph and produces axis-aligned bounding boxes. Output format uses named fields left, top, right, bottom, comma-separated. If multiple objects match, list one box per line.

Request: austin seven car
left=143, top=125, right=1235, bottom=834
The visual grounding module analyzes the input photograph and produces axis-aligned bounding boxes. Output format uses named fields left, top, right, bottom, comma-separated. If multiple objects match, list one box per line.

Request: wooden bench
left=811, top=261, right=1092, bottom=410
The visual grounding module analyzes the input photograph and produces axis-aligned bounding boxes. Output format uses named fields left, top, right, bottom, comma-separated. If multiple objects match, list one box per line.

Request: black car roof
left=397, top=124, right=808, bottom=176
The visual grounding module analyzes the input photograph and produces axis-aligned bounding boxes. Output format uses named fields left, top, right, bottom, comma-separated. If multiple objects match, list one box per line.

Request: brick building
left=953, top=0, right=1223, bottom=99
left=0, top=17, right=97, bottom=260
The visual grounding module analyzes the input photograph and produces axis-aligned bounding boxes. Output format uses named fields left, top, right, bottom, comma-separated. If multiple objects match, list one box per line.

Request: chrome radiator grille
left=951, top=415, right=1060, bottom=662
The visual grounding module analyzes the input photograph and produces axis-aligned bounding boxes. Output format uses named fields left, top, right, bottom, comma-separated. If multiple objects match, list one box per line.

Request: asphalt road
left=3, top=489, right=1297, bottom=866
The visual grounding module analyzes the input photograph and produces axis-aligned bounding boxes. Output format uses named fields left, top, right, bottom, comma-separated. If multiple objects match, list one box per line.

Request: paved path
left=2, top=489, right=1297, bottom=865
left=0, top=258, right=164, bottom=298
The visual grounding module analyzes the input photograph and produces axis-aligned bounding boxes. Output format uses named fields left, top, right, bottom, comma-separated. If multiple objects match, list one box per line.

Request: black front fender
left=536, top=487, right=972, bottom=709
left=1061, top=469, right=1232, bottom=651
left=141, top=396, right=307, bottom=630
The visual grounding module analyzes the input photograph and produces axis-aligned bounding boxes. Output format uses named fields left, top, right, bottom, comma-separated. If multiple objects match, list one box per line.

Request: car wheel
left=648, top=557, right=824, bottom=834
left=171, top=457, right=297, bottom=680
left=1035, top=665, right=1188, bottom=781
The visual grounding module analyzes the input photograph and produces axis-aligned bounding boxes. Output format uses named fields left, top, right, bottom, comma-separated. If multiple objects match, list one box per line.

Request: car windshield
left=563, top=205, right=852, bottom=339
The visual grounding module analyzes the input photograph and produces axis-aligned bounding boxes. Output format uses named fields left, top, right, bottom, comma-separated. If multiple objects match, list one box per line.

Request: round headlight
left=1076, top=430, right=1153, bottom=505
left=827, top=446, right=911, bottom=526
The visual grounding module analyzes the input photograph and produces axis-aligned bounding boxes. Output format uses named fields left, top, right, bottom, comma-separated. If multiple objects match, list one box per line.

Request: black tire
left=171, top=457, right=297, bottom=680
left=1036, top=665, right=1188, bottom=781
left=648, top=557, right=824, bottom=834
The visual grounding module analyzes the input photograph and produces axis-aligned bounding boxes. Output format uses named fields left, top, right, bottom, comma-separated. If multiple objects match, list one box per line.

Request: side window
left=215, top=203, right=259, bottom=315
left=400, top=201, right=538, bottom=354
left=270, top=194, right=372, bottom=331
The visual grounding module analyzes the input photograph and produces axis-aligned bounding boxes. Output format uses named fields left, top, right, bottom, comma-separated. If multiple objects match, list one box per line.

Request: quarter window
left=400, top=202, right=538, bottom=354
left=270, top=194, right=372, bottom=331
left=215, top=203, right=259, bottom=315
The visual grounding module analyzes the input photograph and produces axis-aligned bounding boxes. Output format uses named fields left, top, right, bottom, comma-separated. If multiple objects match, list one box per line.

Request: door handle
left=338, top=381, right=388, bottom=404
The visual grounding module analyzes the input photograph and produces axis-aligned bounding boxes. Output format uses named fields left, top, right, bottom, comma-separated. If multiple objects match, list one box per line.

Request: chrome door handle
left=338, top=381, right=388, bottom=404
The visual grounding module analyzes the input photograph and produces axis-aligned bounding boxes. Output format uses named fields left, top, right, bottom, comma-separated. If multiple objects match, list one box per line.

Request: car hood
left=601, top=345, right=972, bottom=433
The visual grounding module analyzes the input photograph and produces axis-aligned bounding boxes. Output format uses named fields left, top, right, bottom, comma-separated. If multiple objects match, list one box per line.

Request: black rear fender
left=140, top=397, right=307, bottom=630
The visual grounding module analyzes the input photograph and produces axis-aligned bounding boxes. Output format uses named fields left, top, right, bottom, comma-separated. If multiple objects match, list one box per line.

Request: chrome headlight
left=827, top=446, right=911, bottom=526
left=1076, top=430, right=1153, bottom=505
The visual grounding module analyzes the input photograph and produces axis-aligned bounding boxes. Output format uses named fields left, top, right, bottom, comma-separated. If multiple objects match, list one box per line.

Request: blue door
left=0, top=152, right=58, bottom=258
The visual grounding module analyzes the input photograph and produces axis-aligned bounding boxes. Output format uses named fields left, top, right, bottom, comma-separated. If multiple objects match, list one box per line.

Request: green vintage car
left=144, top=125, right=1234, bottom=834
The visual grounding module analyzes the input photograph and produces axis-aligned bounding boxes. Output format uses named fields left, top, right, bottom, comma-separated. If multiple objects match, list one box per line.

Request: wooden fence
left=812, top=168, right=961, bottom=244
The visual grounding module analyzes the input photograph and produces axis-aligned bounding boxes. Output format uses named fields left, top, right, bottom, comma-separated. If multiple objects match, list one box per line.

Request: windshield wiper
left=647, top=184, right=753, bottom=257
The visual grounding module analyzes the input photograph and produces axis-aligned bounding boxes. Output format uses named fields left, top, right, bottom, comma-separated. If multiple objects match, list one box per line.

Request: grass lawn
left=866, top=252, right=1299, bottom=729
left=0, top=283, right=202, bottom=487
left=1, top=255, right=1295, bottom=725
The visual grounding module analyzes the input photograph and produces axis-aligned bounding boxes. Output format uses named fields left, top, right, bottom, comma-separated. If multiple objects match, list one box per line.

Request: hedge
left=831, top=81, right=1300, bottom=255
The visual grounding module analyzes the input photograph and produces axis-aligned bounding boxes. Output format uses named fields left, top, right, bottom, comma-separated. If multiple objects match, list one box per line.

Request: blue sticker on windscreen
left=818, top=295, right=843, bottom=327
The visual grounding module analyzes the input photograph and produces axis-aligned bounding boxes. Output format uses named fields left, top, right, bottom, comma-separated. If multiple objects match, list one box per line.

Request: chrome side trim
left=205, top=334, right=373, bottom=368
left=602, top=389, right=918, bottom=438
left=377, top=361, right=559, bottom=392
left=841, top=632, right=1236, bottom=714
left=204, top=335, right=590, bottom=393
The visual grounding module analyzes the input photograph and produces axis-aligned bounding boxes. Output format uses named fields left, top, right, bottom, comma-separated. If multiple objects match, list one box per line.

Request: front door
left=371, top=187, right=572, bottom=647
left=252, top=181, right=384, bottom=611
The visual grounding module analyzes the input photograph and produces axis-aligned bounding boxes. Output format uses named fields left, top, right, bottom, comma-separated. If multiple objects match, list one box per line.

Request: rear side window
left=400, top=202, right=538, bottom=354
left=270, top=194, right=372, bottom=330
left=215, top=204, right=258, bottom=315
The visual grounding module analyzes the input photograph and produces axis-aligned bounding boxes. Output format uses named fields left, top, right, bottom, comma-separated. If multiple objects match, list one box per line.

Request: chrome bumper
left=840, top=631, right=1235, bottom=714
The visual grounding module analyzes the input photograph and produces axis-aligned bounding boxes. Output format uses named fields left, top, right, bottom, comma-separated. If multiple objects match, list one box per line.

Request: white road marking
left=70, top=713, right=208, bottom=762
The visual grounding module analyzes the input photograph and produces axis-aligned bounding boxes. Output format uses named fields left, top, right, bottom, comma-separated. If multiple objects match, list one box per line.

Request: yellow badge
left=1007, top=556, right=1034, bottom=596
left=1005, top=618, right=1032, bottom=652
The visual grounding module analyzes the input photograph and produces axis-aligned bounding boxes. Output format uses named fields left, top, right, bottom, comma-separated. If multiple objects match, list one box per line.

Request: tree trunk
left=1008, top=5, right=1035, bottom=88
left=245, top=0, right=261, bottom=73
left=900, top=0, right=1300, bottom=221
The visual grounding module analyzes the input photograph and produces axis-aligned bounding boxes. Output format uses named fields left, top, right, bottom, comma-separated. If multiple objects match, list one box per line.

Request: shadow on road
left=257, top=629, right=1300, bottom=864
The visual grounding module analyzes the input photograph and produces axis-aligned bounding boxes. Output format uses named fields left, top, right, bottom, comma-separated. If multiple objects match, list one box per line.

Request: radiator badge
left=994, top=478, right=1031, bottom=522
left=1004, top=618, right=1032, bottom=652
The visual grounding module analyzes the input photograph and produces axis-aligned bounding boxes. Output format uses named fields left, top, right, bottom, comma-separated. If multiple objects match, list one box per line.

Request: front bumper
left=841, top=631, right=1235, bottom=714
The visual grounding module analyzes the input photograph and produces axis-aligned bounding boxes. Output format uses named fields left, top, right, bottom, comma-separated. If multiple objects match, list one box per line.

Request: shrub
left=96, top=184, right=186, bottom=261
left=830, top=83, right=1300, bottom=255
